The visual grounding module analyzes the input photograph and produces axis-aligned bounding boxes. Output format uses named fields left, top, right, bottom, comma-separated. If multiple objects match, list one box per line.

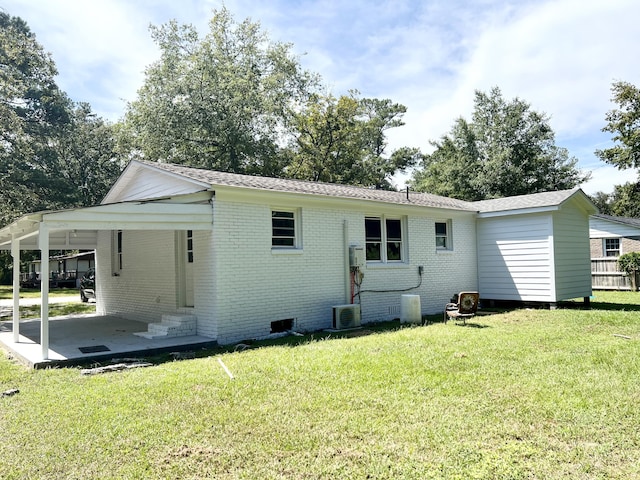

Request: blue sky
left=3, top=0, right=640, bottom=194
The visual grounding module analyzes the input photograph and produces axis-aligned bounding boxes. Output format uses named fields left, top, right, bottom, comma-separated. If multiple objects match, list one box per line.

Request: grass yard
left=16, top=302, right=96, bottom=318
left=1, top=291, right=640, bottom=479
left=0, top=285, right=80, bottom=300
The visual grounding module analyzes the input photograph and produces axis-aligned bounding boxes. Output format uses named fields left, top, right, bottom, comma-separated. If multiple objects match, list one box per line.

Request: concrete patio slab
left=0, top=314, right=217, bottom=368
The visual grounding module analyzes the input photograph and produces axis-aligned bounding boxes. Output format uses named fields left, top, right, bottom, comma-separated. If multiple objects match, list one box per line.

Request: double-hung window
left=272, top=209, right=299, bottom=249
left=435, top=221, right=452, bottom=251
left=365, top=216, right=404, bottom=262
left=604, top=238, right=620, bottom=257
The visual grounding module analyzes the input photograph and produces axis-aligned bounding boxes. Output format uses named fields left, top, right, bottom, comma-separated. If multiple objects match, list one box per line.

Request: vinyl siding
left=590, top=217, right=640, bottom=239
left=107, top=168, right=205, bottom=202
left=554, top=202, right=592, bottom=300
left=477, top=214, right=554, bottom=301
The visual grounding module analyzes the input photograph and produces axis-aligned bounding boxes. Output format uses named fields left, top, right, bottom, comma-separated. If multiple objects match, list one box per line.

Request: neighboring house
left=0, top=160, right=597, bottom=357
left=589, top=214, right=640, bottom=258
left=589, top=214, right=640, bottom=290
left=21, top=251, right=95, bottom=288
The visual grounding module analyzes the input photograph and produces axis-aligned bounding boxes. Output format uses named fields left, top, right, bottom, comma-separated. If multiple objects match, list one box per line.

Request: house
left=0, top=160, right=597, bottom=362
left=589, top=214, right=640, bottom=290
left=589, top=214, right=640, bottom=258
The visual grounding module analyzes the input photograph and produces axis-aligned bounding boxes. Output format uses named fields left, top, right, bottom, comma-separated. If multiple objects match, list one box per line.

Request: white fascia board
left=42, top=203, right=213, bottom=231
left=477, top=206, right=559, bottom=219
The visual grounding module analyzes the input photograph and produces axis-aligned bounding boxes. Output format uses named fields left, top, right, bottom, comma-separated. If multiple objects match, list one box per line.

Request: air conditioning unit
left=332, top=304, right=361, bottom=330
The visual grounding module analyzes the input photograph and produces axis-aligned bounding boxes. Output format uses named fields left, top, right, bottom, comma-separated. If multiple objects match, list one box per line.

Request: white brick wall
left=212, top=200, right=478, bottom=345
left=95, top=230, right=179, bottom=323
left=357, top=215, right=478, bottom=322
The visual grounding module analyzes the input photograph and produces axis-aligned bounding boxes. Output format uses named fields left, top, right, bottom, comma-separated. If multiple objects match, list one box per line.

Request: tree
left=589, top=191, right=614, bottom=215
left=55, top=103, right=124, bottom=207
left=411, top=87, right=590, bottom=200
left=288, top=92, right=421, bottom=188
left=0, top=12, right=124, bottom=283
left=608, top=181, right=640, bottom=218
left=0, top=11, right=73, bottom=225
left=596, top=81, right=640, bottom=171
left=123, top=7, right=319, bottom=176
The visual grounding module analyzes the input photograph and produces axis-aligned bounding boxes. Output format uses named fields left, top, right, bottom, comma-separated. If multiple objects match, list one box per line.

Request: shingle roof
left=592, top=214, right=640, bottom=228
left=140, top=160, right=590, bottom=215
left=471, top=188, right=583, bottom=213
left=142, top=161, right=477, bottom=211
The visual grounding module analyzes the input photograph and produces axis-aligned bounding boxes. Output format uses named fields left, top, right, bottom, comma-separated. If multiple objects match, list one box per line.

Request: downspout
left=39, top=223, right=49, bottom=360
left=11, top=236, right=20, bottom=342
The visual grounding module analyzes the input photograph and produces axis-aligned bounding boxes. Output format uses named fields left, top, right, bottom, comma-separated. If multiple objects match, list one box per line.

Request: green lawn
left=0, top=285, right=80, bottom=299
left=1, top=291, right=640, bottom=479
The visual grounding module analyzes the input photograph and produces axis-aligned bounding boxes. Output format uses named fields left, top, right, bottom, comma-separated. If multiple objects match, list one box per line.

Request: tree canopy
left=596, top=81, right=640, bottom=171
left=122, top=8, right=419, bottom=187
left=0, top=11, right=122, bottom=228
left=0, top=11, right=72, bottom=224
left=410, top=87, right=590, bottom=201
left=287, top=92, right=421, bottom=188
left=123, top=7, right=320, bottom=177
left=589, top=181, right=640, bottom=218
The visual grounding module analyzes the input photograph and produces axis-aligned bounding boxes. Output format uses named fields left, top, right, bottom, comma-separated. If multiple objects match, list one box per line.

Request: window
left=112, top=230, right=123, bottom=274
left=117, top=230, right=123, bottom=269
left=435, top=221, right=452, bottom=251
left=272, top=210, right=298, bottom=248
left=187, top=230, right=194, bottom=263
left=365, top=216, right=404, bottom=262
left=604, top=238, right=620, bottom=257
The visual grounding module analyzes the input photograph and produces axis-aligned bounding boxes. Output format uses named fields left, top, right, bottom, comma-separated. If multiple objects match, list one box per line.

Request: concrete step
left=134, top=313, right=197, bottom=339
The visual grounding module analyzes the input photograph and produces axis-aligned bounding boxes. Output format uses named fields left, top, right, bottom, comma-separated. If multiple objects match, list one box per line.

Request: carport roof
left=0, top=200, right=213, bottom=250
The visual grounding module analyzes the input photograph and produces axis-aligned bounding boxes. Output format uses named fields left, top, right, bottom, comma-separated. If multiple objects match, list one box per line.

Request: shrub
left=618, top=251, right=640, bottom=275
left=618, top=251, right=640, bottom=291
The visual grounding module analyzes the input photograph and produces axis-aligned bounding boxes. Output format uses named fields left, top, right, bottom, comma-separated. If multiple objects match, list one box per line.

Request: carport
left=0, top=199, right=213, bottom=363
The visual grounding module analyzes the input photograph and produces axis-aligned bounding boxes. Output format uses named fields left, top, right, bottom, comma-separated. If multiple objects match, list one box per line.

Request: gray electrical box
left=349, top=246, right=365, bottom=268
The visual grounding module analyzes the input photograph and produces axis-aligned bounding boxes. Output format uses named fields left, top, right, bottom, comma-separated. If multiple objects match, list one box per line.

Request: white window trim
left=435, top=220, right=453, bottom=252
left=271, top=208, right=302, bottom=251
left=112, top=230, right=123, bottom=275
left=365, top=215, right=407, bottom=264
left=603, top=237, right=620, bottom=257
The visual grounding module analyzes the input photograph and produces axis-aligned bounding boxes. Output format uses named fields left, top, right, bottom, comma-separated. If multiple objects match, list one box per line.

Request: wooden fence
left=591, top=258, right=639, bottom=291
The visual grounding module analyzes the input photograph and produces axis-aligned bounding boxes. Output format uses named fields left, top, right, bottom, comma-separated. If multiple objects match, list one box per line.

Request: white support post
left=11, top=237, right=20, bottom=343
left=39, top=224, right=50, bottom=360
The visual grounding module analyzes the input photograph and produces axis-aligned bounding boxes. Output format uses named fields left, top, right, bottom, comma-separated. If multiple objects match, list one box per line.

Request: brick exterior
left=95, top=200, right=478, bottom=345
left=210, top=200, right=477, bottom=345
left=590, top=237, right=640, bottom=258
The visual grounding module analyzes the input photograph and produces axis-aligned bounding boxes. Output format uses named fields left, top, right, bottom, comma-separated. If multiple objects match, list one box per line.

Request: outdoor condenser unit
left=332, top=304, right=361, bottom=330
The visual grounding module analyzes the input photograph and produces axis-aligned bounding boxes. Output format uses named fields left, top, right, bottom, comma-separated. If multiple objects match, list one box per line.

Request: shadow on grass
left=560, top=301, right=640, bottom=312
